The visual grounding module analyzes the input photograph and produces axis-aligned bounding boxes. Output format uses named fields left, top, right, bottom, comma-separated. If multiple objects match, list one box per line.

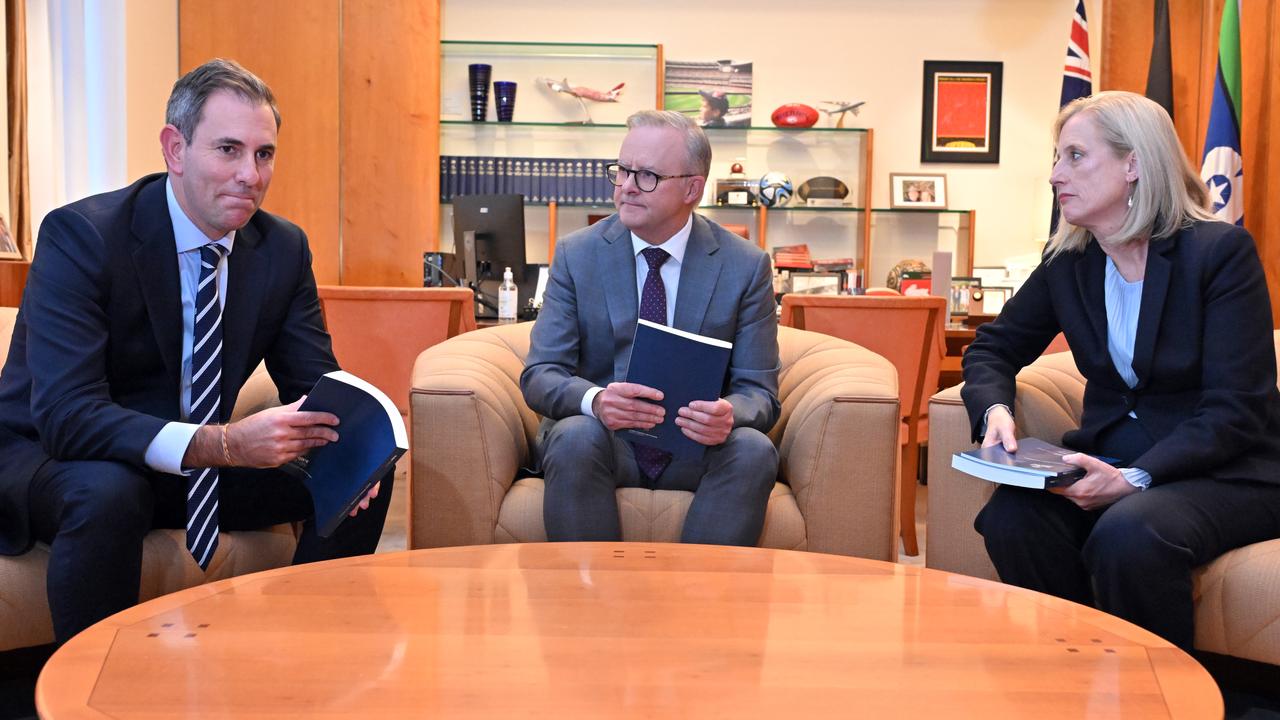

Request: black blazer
left=962, top=220, right=1280, bottom=487
left=0, top=173, right=338, bottom=554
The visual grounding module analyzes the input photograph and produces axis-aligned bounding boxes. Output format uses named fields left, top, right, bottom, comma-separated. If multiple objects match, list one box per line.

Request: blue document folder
left=621, top=319, right=732, bottom=460
left=290, top=371, right=407, bottom=537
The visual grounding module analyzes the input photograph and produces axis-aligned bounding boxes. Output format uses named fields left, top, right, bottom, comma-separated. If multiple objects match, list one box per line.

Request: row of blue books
left=440, top=155, right=617, bottom=206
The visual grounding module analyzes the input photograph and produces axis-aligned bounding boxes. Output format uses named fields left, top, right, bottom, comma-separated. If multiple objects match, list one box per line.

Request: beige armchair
left=927, top=339, right=1280, bottom=665
left=0, top=308, right=297, bottom=652
left=409, top=322, right=901, bottom=560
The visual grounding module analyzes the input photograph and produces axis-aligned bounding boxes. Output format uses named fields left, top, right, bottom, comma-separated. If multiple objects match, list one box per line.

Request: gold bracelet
left=220, top=424, right=233, bottom=466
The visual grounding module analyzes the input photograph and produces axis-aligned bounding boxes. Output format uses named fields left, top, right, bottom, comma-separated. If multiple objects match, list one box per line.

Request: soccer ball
left=757, top=172, right=793, bottom=207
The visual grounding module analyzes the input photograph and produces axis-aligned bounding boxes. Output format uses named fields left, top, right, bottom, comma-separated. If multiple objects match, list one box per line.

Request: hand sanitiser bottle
left=498, top=267, right=518, bottom=322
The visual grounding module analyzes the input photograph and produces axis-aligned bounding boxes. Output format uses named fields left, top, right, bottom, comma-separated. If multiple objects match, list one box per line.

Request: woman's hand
left=982, top=405, right=1018, bottom=452
left=1053, top=453, right=1140, bottom=510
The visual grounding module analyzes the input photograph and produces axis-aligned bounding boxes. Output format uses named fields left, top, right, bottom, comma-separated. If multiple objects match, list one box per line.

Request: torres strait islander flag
left=1201, top=0, right=1243, bottom=226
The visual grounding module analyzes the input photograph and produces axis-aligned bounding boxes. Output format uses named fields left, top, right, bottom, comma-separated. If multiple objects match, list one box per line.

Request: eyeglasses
left=605, top=163, right=698, bottom=193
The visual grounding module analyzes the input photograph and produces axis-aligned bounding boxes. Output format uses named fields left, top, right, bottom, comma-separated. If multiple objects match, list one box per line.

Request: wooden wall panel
left=178, top=0, right=342, bottom=284
left=339, top=1, right=441, bottom=286
left=1104, top=0, right=1280, bottom=325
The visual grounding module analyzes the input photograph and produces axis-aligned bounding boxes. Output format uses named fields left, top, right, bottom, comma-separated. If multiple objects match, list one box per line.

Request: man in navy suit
left=521, top=110, right=780, bottom=545
left=0, top=59, right=390, bottom=642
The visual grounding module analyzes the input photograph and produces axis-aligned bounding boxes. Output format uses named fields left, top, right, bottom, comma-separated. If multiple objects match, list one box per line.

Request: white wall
left=443, top=0, right=1104, bottom=267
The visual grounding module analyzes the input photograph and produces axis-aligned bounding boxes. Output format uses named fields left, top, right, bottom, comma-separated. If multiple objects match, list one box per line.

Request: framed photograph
left=977, top=286, right=1012, bottom=315
left=889, top=173, right=948, bottom=210
left=663, top=59, right=754, bottom=128
left=0, top=216, right=20, bottom=260
left=950, top=276, right=980, bottom=317
left=921, top=60, right=1003, bottom=164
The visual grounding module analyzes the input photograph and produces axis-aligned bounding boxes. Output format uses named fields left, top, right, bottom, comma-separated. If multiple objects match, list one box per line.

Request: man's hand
left=1053, top=454, right=1140, bottom=511
left=981, top=405, right=1018, bottom=452
left=348, top=481, right=381, bottom=517
left=592, top=382, right=665, bottom=432
left=227, top=397, right=339, bottom=467
left=183, top=397, right=340, bottom=469
left=676, top=398, right=734, bottom=446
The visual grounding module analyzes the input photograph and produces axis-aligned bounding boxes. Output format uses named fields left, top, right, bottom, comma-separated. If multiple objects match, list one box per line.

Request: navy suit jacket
left=0, top=173, right=338, bottom=554
left=520, top=213, right=780, bottom=433
left=962, top=220, right=1280, bottom=486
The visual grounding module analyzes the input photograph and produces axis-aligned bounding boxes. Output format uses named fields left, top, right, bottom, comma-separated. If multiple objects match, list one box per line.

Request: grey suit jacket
left=520, top=213, right=780, bottom=433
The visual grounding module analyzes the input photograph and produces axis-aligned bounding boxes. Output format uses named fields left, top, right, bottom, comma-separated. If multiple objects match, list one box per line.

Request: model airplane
left=538, top=77, right=625, bottom=123
left=820, top=100, right=866, bottom=128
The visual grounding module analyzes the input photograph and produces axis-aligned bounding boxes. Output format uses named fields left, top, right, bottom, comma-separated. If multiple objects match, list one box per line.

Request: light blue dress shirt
left=1104, top=256, right=1152, bottom=489
left=141, top=179, right=235, bottom=475
left=580, top=214, right=693, bottom=417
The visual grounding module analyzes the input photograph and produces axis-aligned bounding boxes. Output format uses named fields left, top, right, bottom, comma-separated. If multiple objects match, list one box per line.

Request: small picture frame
left=977, top=286, right=1012, bottom=315
left=889, top=173, right=948, bottom=210
left=950, top=276, right=980, bottom=317
left=0, top=215, right=21, bottom=260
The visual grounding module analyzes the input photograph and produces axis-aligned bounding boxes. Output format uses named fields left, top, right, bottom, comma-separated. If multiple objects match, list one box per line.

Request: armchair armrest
left=926, top=351, right=1087, bottom=579
left=409, top=323, right=539, bottom=548
left=775, top=327, right=900, bottom=560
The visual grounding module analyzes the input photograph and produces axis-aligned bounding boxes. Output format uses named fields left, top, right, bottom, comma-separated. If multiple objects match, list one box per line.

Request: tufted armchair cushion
left=409, top=322, right=901, bottom=560
left=926, top=334, right=1280, bottom=665
left=0, top=307, right=298, bottom=652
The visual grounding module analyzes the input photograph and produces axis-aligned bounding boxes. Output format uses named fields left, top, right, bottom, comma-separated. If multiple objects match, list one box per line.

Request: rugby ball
left=796, top=176, right=850, bottom=202
left=770, top=103, right=819, bottom=128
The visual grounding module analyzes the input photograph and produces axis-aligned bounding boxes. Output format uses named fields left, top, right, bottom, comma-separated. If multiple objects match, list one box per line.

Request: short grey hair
left=626, top=110, right=712, bottom=177
left=1047, top=91, right=1213, bottom=259
left=166, top=58, right=281, bottom=143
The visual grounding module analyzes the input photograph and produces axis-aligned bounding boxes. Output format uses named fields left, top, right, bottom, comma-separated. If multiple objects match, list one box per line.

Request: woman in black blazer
left=961, top=91, right=1280, bottom=649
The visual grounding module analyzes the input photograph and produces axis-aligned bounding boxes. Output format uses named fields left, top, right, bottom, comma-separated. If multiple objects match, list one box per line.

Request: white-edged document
left=951, top=437, right=1114, bottom=489
left=285, top=371, right=408, bottom=537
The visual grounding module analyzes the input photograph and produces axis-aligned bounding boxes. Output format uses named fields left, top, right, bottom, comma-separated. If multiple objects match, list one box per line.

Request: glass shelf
left=442, top=40, right=661, bottom=61
left=870, top=207, right=972, bottom=214
left=700, top=204, right=868, bottom=213
left=704, top=125, right=869, bottom=135
left=442, top=119, right=628, bottom=129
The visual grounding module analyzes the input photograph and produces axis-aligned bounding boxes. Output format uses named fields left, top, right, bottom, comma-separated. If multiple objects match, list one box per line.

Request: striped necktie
left=632, top=247, right=673, bottom=482
left=187, top=243, right=226, bottom=571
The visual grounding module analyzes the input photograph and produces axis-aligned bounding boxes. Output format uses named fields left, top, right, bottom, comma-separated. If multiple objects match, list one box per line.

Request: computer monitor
left=452, top=194, right=537, bottom=318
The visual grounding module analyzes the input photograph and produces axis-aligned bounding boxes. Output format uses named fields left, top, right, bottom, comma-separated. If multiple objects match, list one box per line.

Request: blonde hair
left=1046, top=91, right=1213, bottom=259
left=626, top=109, right=712, bottom=177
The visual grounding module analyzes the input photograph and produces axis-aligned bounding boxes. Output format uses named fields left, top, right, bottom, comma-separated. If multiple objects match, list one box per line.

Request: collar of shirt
left=165, top=177, right=236, bottom=256
left=629, top=214, right=692, bottom=265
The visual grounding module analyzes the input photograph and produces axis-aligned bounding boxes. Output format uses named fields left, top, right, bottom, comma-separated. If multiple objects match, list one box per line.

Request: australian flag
left=1061, top=1, right=1093, bottom=108
left=1201, top=0, right=1243, bottom=226
left=1052, top=0, right=1093, bottom=234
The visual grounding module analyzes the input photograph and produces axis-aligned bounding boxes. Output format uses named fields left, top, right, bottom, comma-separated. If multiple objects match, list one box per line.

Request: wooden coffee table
left=37, top=543, right=1220, bottom=718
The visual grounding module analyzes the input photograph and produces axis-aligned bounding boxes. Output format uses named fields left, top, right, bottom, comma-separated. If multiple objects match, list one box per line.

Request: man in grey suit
left=520, top=110, right=780, bottom=545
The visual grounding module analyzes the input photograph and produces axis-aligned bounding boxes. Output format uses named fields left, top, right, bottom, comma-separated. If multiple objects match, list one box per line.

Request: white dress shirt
left=580, top=215, right=693, bottom=417
left=141, top=179, right=235, bottom=475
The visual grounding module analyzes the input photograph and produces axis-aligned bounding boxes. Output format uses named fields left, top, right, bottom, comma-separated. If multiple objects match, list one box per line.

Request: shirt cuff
left=581, top=386, right=604, bottom=418
left=980, top=403, right=1013, bottom=437
left=1121, top=466, right=1152, bottom=490
left=144, top=421, right=202, bottom=476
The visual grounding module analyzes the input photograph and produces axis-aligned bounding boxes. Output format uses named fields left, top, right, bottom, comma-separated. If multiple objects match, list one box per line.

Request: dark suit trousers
left=28, top=458, right=393, bottom=643
left=538, top=415, right=778, bottom=546
left=975, top=420, right=1280, bottom=648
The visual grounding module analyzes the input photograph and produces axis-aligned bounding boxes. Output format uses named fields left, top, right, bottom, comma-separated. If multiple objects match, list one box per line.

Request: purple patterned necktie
left=633, top=247, right=673, bottom=482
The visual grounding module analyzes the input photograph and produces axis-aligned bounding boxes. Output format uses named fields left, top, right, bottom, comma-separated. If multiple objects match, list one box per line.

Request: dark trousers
left=27, top=458, right=393, bottom=643
left=539, top=416, right=778, bottom=546
left=976, top=449, right=1280, bottom=649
